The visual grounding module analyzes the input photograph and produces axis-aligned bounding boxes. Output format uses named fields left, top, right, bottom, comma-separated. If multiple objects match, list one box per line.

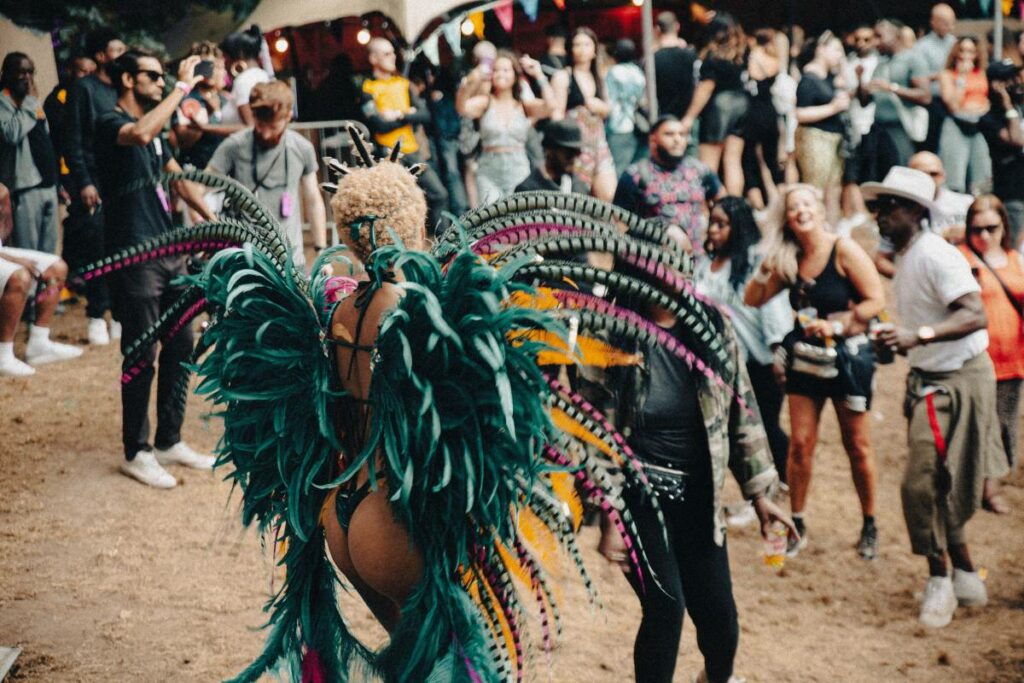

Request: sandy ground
left=2, top=298, right=1024, bottom=683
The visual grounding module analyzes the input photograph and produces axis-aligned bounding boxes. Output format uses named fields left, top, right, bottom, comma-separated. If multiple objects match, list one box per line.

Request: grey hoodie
left=0, top=90, right=43, bottom=191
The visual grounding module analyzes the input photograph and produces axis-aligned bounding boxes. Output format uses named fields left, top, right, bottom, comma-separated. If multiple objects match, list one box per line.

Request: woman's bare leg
left=787, top=394, right=826, bottom=515
left=835, top=402, right=877, bottom=517
left=722, top=135, right=745, bottom=197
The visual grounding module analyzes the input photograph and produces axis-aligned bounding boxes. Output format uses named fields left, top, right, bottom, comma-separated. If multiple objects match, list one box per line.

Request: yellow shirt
left=361, top=75, right=419, bottom=153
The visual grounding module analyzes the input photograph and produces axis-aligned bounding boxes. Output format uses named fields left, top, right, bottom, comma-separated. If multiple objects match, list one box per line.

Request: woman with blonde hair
left=551, top=27, right=617, bottom=201
left=745, top=184, right=885, bottom=559
left=457, top=50, right=554, bottom=204
left=938, top=36, right=992, bottom=193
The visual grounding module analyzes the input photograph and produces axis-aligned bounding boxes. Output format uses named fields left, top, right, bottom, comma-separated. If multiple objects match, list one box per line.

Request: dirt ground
left=2, top=298, right=1024, bottom=683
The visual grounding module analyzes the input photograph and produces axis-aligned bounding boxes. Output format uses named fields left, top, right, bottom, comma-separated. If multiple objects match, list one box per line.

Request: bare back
left=321, top=280, right=423, bottom=630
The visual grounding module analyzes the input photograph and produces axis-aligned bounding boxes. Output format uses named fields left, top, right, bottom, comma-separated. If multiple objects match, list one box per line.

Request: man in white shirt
left=864, top=166, right=1005, bottom=629
left=839, top=25, right=880, bottom=230
left=872, top=152, right=973, bottom=276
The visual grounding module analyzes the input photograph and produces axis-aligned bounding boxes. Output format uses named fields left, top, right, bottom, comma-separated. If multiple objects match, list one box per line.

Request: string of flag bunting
left=414, top=0, right=563, bottom=65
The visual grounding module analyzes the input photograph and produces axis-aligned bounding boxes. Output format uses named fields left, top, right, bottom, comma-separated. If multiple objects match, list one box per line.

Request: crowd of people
left=1, top=3, right=1023, bottom=681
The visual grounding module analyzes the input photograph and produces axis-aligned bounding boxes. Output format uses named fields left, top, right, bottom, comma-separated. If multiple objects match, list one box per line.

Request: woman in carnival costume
left=77, top=127, right=782, bottom=682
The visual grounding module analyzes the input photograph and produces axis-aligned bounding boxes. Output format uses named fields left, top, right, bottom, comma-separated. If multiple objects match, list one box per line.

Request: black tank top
left=566, top=70, right=586, bottom=110
left=789, top=241, right=860, bottom=316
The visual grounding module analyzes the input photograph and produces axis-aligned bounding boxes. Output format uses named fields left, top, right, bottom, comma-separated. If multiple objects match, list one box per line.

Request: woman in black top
left=742, top=29, right=784, bottom=210
left=681, top=13, right=749, bottom=196
left=794, top=32, right=850, bottom=224
left=744, top=185, right=884, bottom=561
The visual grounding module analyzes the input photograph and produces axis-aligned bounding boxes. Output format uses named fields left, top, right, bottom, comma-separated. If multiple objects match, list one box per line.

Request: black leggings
left=746, top=361, right=790, bottom=483
left=625, top=473, right=739, bottom=683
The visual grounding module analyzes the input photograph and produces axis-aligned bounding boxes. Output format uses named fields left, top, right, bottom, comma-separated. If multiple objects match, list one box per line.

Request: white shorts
left=0, top=246, right=61, bottom=292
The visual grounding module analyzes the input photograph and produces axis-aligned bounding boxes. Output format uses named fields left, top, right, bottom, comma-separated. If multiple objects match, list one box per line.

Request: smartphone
left=195, top=60, right=215, bottom=80
left=479, top=56, right=494, bottom=76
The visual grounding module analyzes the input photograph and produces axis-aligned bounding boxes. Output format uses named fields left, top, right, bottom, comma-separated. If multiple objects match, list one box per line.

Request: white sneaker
left=953, top=568, right=988, bottom=607
left=0, top=355, right=35, bottom=377
left=919, top=576, right=957, bottom=628
left=25, top=340, right=84, bottom=366
left=88, top=317, right=110, bottom=345
left=120, top=450, right=177, bottom=488
left=155, top=442, right=215, bottom=470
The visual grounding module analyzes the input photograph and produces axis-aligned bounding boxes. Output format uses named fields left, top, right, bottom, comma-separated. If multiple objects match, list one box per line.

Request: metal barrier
left=288, top=119, right=371, bottom=248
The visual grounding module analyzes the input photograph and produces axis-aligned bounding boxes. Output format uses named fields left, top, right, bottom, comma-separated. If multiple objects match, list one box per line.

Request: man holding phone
left=94, top=51, right=218, bottom=488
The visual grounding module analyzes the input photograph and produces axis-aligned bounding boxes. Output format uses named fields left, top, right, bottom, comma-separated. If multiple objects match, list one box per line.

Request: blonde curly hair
left=329, top=161, right=428, bottom=264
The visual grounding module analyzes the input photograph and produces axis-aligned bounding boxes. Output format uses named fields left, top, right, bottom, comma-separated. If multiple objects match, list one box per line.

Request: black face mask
left=655, top=144, right=684, bottom=169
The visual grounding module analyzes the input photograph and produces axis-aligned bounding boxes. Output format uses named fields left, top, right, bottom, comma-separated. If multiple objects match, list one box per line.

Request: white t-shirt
left=893, top=232, right=988, bottom=372
left=230, top=67, right=272, bottom=113
left=931, top=187, right=973, bottom=234
left=844, top=52, right=879, bottom=136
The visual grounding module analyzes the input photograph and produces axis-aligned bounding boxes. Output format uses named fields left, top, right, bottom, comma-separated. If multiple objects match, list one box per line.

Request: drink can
left=764, top=521, right=787, bottom=572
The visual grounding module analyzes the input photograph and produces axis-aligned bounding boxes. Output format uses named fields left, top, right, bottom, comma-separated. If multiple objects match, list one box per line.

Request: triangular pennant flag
left=420, top=33, right=440, bottom=66
left=519, top=0, right=539, bottom=21
left=552, top=0, right=565, bottom=10
left=442, top=18, right=463, bottom=57
left=495, top=0, right=515, bottom=33
left=469, top=11, right=485, bottom=39
left=979, top=0, right=992, bottom=15
left=1003, top=0, right=1013, bottom=14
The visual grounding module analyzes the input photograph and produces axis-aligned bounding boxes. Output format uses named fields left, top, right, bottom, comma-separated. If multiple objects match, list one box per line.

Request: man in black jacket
left=64, top=28, right=125, bottom=346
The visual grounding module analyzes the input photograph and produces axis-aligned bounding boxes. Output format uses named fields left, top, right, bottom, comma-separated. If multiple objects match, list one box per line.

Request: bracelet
left=175, top=81, right=192, bottom=96
left=831, top=320, right=845, bottom=337
left=1007, top=109, right=1021, bottom=120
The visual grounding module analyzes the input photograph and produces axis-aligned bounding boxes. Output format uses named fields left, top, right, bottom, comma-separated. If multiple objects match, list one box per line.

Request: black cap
left=613, top=39, right=637, bottom=63
left=987, top=59, right=1021, bottom=82
left=545, top=23, right=569, bottom=38
left=542, top=119, right=584, bottom=151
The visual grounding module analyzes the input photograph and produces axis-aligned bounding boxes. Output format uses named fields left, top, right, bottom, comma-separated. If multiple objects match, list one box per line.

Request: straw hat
left=860, top=167, right=937, bottom=214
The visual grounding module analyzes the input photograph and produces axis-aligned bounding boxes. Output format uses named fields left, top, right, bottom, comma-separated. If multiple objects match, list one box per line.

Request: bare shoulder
left=835, top=235, right=871, bottom=268
left=329, top=281, right=404, bottom=344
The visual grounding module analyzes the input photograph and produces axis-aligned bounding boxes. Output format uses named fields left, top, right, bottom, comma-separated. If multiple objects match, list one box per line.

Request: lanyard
left=251, top=133, right=289, bottom=193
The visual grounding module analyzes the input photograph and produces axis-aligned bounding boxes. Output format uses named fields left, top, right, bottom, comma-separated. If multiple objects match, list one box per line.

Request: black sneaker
left=786, top=517, right=807, bottom=557
left=857, top=523, right=879, bottom=560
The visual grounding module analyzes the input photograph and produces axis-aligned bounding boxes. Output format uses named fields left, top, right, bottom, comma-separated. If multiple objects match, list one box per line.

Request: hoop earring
left=230, top=62, right=245, bottom=78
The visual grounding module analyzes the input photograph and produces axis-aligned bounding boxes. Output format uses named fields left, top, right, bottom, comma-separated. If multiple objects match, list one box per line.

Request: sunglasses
left=865, top=196, right=914, bottom=213
left=968, top=224, right=1002, bottom=234
left=134, top=69, right=165, bottom=81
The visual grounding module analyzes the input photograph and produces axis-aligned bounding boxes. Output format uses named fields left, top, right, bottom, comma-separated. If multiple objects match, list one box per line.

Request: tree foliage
left=3, top=0, right=260, bottom=62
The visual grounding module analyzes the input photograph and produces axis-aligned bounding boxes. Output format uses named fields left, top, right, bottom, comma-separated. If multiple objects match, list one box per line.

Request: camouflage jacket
left=611, top=317, right=779, bottom=546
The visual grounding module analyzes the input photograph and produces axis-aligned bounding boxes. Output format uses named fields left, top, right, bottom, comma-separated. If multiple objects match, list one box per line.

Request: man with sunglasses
left=863, top=166, right=1004, bottom=629
left=873, top=152, right=973, bottom=277
left=93, top=51, right=217, bottom=488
